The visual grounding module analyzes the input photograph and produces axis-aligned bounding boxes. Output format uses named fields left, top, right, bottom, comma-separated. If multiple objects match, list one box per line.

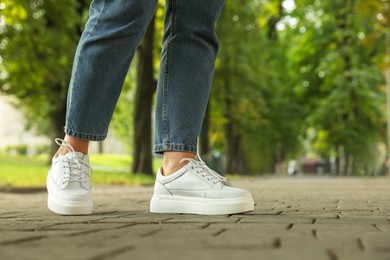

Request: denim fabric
left=65, top=0, right=225, bottom=154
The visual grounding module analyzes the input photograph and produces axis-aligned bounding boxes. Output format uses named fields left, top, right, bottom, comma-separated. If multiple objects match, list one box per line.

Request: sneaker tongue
left=185, top=159, right=201, bottom=169
left=64, top=151, right=88, bottom=160
left=65, top=181, right=83, bottom=190
left=74, top=151, right=88, bottom=159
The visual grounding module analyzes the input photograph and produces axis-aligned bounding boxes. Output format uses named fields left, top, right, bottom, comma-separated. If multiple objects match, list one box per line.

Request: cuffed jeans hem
left=64, top=127, right=107, bottom=141
left=154, top=143, right=197, bottom=155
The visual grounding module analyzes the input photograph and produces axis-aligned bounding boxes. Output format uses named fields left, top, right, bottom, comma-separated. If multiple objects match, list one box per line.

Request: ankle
left=57, top=147, right=70, bottom=156
left=162, top=151, right=196, bottom=176
left=57, top=135, right=89, bottom=156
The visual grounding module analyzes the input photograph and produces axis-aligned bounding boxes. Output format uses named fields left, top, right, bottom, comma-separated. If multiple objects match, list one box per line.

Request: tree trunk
left=274, top=148, right=283, bottom=174
left=338, top=0, right=358, bottom=176
left=48, top=0, right=89, bottom=162
left=338, top=145, right=345, bottom=175
left=200, top=102, right=210, bottom=157
left=267, top=0, right=283, bottom=42
left=224, top=120, right=251, bottom=174
left=98, top=142, right=104, bottom=154
left=347, top=155, right=354, bottom=176
left=223, top=76, right=251, bottom=174
left=225, top=122, right=251, bottom=175
left=132, top=17, right=157, bottom=175
left=267, top=0, right=284, bottom=174
left=49, top=97, right=67, bottom=161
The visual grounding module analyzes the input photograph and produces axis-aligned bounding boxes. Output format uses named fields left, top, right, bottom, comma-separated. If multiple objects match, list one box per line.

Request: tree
left=214, top=0, right=263, bottom=174
left=0, top=0, right=89, bottom=157
left=132, top=16, right=157, bottom=175
left=289, top=0, right=387, bottom=175
left=213, top=0, right=302, bottom=174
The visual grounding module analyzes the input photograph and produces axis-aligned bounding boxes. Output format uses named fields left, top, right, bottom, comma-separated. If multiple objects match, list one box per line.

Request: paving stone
left=1, top=177, right=390, bottom=260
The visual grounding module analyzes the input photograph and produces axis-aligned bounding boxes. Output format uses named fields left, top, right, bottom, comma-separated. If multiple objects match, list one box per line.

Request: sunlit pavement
left=1, top=176, right=390, bottom=260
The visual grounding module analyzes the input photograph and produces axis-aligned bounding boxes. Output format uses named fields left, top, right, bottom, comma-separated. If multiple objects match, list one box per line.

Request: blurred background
left=0, top=0, right=389, bottom=187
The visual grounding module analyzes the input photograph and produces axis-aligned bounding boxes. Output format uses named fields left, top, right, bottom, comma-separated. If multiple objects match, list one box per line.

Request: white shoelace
left=180, top=157, right=228, bottom=185
left=55, top=138, right=92, bottom=184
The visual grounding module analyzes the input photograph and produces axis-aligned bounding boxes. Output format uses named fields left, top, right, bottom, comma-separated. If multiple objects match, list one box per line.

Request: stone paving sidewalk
left=1, top=177, right=390, bottom=260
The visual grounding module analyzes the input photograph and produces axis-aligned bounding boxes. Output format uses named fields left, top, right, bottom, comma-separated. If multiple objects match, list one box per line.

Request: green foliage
left=4, top=144, right=28, bottom=156
left=35, top=144, right=50, bottom=155
left=289, top=0, right=386, bottom=174
left=110, top=65, right=137, bottom=154
left=0, top=0, right=85, bottom=135
left=213, top=0, right=303, bottom=173
left=211, top=0, right=387, bottom=175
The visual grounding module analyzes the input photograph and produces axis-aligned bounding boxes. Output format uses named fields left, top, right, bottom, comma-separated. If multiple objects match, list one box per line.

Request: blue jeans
left=65, top=0, right=225, bottom=154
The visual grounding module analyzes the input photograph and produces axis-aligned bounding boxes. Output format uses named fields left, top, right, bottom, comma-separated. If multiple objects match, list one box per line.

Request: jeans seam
left=86, top=0, right=105, bottom=38
left=65, top=127, right=106, bottom=137
left=162, top=0, right=177, bottom=144
left=65, top=127, right=107, bottom=141
left=154, top=143, right=197, bottom=154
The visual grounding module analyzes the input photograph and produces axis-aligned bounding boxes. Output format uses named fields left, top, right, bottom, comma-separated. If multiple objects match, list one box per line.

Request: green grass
left=0, top=154, right=161, bottom=187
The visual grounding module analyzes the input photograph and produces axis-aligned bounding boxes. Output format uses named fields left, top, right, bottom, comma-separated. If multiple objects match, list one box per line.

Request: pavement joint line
left=326, top=248, right=339, bottom=260
left=94, top=211, right=120, bottom=215
left=357, top=238, right=367, bottom=251
left=286, top=223, right=294, bottom=230
left=0, top=211, right=19, bottom=216
left=0, top=235, right=46, bottom=246
left=272, top=237, right=281, bottom=249
left=62, top=229, right=103, bottom=237
left=49, top=223, right=137, bottom=236
left=159, top=218, right=174, bottom=224
left=141, top=229, right=161, bottom=237
left=40, top=219, right=124, bottom=228
left=372, top=224, right=385, bottom=232
left=0, top=214, right=33, bottom=219
left=200, top=223, right=211, bottom=229
left=115, top=223, right=139, bottom=229
left=311, top=229, right=319, bottom=239
left=90, top=245, right=135, bottom=260
left=213, top=229, right=227, bottom=237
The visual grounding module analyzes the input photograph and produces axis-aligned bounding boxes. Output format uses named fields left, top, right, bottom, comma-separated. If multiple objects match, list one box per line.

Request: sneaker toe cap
left=51, top=185, right=92, bottom=202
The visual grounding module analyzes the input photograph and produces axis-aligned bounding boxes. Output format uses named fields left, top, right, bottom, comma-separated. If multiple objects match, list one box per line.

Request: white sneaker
left=46, top=138, right=93, bottom=215
left=150, top=157, right=254, bottom=215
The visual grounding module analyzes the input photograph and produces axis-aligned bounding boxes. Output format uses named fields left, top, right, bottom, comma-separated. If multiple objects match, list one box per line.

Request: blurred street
left=1, top=177, right=390, bottom=260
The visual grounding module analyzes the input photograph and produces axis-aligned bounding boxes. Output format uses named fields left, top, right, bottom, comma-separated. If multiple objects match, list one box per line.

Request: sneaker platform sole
left=47, top=196, right=93, bottom=215
left=47, top=172, right=93, bottom=215
left=150, top=195, right=254, bottom=215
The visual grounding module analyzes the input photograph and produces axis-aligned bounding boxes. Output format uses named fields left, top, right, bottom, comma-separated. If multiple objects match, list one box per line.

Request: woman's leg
left=155, top=0, right=226, bottom=175
left=65, top=0, right=158, bottom=143
left=150, top=1, right=255, bottom=214
left=48, top=0, right=158, bottom=215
